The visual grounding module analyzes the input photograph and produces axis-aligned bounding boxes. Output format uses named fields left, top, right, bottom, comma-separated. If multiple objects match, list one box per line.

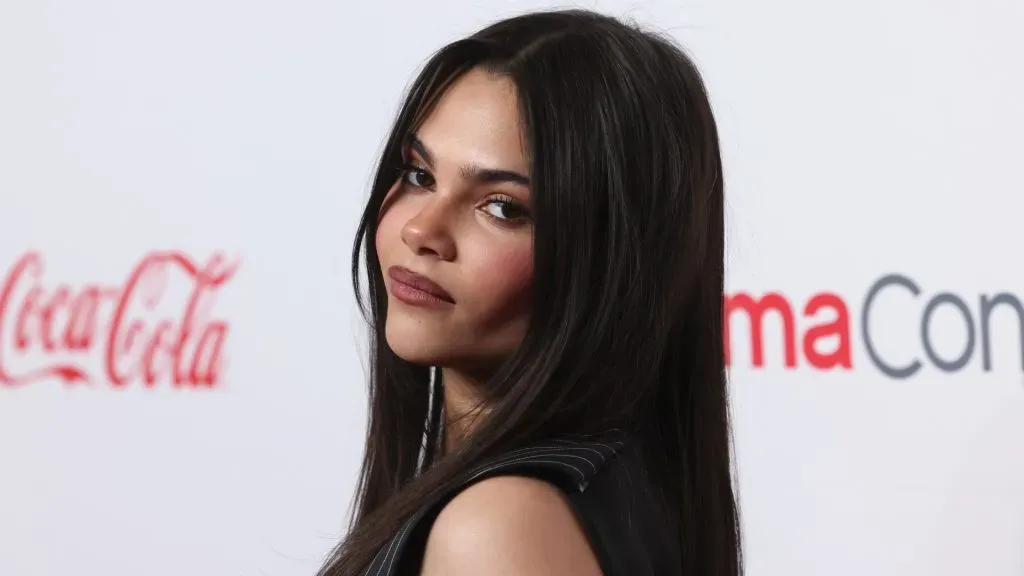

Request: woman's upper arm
left=419, top=475, right=604, bottom=576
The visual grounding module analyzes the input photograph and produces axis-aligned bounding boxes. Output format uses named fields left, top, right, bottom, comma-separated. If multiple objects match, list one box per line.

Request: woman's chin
left=384, top=322, right=449, bottom=366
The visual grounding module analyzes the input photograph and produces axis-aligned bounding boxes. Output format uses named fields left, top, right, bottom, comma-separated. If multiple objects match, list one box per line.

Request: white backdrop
left=1, top=1, right=1022, bottom=575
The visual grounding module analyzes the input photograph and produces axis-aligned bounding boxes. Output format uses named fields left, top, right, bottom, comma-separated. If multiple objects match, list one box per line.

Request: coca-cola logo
left=0, top=251, right=239, bottom=388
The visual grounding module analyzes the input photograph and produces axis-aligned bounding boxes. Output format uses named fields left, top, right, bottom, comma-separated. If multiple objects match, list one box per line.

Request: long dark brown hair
left=319, top=8, right=741, bottom=576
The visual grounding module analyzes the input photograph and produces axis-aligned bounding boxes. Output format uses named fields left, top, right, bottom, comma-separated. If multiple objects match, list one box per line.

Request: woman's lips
left=387, top=266, right=455, bottom=307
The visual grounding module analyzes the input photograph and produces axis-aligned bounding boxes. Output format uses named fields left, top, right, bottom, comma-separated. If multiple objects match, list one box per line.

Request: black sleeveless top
left=362, top=429, right=680, bottom=575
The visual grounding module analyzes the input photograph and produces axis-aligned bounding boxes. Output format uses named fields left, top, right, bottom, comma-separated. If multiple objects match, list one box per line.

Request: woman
left=319, top=8, right=742, bottom=576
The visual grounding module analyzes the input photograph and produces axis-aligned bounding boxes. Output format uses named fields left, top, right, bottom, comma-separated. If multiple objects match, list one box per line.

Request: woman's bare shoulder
left=419, top=475, right=604, bottom=576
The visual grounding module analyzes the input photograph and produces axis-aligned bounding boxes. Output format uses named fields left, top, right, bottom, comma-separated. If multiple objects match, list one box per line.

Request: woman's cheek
left=469, top=241, right=534, bottom=306
left=375, top=197, right=412, bottom=261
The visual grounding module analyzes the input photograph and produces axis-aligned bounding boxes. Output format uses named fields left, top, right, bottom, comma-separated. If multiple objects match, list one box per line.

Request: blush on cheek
left=476, top=246, right=533, bottom=308
left=464, top=242, right=534, bottom=349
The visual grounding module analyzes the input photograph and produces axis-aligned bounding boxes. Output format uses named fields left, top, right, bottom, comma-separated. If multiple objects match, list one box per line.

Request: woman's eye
left=401, top=166, right=434, bottom=188
left=482, top=200, right=529, bottom=222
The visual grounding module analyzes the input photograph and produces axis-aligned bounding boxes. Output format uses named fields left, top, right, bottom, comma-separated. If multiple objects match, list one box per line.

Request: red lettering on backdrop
left=801, top=293, right=852, bottom=369
left=724, top=291, right=852, bottom=369
left=725, top=293, right=798, bottom=367
left=0, top=251, right=238, bottom=388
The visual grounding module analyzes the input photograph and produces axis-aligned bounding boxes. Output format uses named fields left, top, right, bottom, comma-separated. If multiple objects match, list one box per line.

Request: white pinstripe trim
left=377, top=515, right=417, bottom=576
left=369, top=523, right=400, bottom=576
left=466, top=440, right=624, bottom=488
left=478, top=446, right=603, bottom=472
left=365, top=540, right=388, bottom=575
left=545, top=440, right=623, bottom=463
left=484, top=440, right=623, bottom=465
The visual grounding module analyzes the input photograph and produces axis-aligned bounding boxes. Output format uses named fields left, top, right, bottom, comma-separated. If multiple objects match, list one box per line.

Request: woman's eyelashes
left=479, top=194, right=531, bottom=225
left=399, top=163, right=434, bottom=188
left=398, top=162, right=532, bottom=227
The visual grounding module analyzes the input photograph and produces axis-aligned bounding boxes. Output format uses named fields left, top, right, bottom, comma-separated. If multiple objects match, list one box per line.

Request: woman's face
left=375, top=68, right=533, bottom=376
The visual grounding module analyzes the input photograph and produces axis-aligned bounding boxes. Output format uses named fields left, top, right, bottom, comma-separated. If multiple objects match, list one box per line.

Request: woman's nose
left=399, top=199, right=457, bottom=261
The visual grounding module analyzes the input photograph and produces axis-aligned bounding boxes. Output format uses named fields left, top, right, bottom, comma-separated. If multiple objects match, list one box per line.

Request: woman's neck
left=440, top=367, right=491, bottom=455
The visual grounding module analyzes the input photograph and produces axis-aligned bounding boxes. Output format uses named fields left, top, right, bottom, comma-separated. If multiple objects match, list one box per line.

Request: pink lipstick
left=387, top=266, right=454, bottom=308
